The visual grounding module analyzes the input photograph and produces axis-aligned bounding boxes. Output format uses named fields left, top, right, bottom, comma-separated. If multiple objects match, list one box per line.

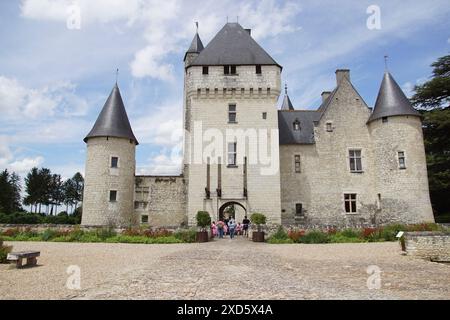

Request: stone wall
left=134, top=176, right=187, bottom=227
left=82, top=137, right=137, bottom=227
left=280, top=72, right=434, bottom=227
left=404, top=232, right=450, bottom=262
left=183, top=65, right=282, bottom=225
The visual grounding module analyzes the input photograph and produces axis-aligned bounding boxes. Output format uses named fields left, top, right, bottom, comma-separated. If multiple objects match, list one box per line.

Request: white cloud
left=20, top=0, right=141, bottom=24
left=0, top=76, right=89, bottom=121
left=133, top=100, right=183, bottom=147
left=137, top=152, right=182, bottom=176
left=8, top=156, right=44, bottom=174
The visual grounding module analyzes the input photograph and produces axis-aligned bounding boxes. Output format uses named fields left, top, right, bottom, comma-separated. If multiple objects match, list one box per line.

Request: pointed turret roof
left=84, top=84, right=138, bottom=145
left=368, top=72, right=420, bottom=123
left=280, top=84, right=294, bottom=110
left=190, top=23, right=281, bottom=67
left=184, top=32, right=204, bottom=61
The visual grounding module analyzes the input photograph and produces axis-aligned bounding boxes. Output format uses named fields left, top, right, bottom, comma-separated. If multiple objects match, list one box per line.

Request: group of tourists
left=211, top=216, right=251, bottom=239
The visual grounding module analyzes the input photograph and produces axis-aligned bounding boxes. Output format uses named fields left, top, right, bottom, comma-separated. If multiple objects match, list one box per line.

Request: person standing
left=211, top=221, right=217, bottom=238
left=228, top=218, right=236, bottom=239
left=242, top=216, right=250, bottom=238
left=216, top=220, right=225, bottom=238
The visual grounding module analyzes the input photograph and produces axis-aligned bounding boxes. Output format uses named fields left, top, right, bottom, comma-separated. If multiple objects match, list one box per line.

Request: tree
left=71, top=172, right=84, bottom=212
left=63, top=178, right=77, bottom=214
left=412, top=54, right=450, bottom=218
left=0, top=169, right=22, bottom=214
left=49, top=174, right=64, bottom=215
left=24, top=167, right=40, bottom=213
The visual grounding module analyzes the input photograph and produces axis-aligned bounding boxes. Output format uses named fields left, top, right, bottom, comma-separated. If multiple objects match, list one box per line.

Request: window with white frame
left=228, top=142, right=237, bottom=166
left=294, top=155, right=301, bottom=173
left=398, top=151, right=406, bottom=169
left=228, top=104, right=237, bottom=123
left=111, top=156, right=119, bottom=168
left=349, top=149, right=363, bottom=172
left=344, top=194, right=357, bottom=213
left=293, top=119, right=301, bottom=131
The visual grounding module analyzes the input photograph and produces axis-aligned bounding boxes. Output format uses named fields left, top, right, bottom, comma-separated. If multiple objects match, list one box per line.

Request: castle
left=81, top=23, right=435, bottom=228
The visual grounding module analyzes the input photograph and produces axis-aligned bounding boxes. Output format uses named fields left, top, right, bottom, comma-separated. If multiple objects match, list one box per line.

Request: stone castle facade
left=81, top=23, right=435, bottom=228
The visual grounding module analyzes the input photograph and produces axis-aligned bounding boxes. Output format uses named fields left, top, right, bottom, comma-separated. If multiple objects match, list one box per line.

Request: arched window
left=293, top=119, right=301, bottom=131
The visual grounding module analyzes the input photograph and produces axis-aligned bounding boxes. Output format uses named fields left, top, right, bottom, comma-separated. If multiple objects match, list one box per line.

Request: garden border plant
left=250, top=213, right=267, bottom=242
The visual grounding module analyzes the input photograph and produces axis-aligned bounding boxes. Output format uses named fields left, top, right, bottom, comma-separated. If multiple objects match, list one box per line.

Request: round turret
left=368, top=72, right=434, bottom=224
left=81, top=84, right=138, bottom=227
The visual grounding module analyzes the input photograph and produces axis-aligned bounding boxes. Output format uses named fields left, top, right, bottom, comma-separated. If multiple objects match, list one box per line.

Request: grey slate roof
left=278, top=110, right=320, bottom=145
left=184, top=32, right=204, bottom=60
left=368, top=72, right=421, bottom=123
left=84, top=84, right=138, bottom=145
left=190, top=23, right=281, bottom=67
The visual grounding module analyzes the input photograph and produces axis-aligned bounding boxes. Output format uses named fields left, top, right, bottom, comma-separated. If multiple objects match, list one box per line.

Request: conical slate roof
left=84, top=84, right=138, bottom=145
left=368, top=72, right=420, bottom=123
left=190, top=23, right=280, bottom=67
left=280, top=85, right=294, bottom=110
left=184, top=32, right=204, bottom=60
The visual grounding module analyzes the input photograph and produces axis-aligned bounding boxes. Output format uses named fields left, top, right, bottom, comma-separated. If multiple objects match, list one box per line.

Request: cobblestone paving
left=1, top=239, right=449, bottom=300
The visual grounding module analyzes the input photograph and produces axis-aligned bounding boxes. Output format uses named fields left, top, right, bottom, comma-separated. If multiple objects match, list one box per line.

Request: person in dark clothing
left=242, top=216, right=250, bottom=237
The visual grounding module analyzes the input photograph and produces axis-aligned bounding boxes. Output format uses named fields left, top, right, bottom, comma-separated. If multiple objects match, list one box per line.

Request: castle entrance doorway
left=218, top=201, right=247, bottom=222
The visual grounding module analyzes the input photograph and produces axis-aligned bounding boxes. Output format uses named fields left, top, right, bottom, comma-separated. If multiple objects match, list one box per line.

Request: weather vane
left=116, top=68, right=119, bottom=84
left=384, top=55, right=389, bottom=71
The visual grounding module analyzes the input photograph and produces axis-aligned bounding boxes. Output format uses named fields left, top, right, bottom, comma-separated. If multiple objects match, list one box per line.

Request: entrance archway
left=219, top=201, right=247, bottom=222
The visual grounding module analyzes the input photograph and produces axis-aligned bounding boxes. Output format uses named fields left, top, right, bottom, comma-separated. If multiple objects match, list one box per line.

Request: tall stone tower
left=82, top=84, right=139, bottom=227
left=183, top=23, right=282, bottom=225
left=368, top=71, right=434, bottom=223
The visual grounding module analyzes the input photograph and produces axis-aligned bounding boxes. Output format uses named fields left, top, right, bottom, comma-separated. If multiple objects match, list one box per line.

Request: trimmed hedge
left=1, top=227, right=198, bottom=244
left=0, top=212, right=81, bottom=225
left=268, top=223, right=449, bottom=244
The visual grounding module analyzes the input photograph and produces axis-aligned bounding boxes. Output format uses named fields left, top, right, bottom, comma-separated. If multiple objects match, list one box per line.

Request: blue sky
left=0, top=0, right=449, bottom=180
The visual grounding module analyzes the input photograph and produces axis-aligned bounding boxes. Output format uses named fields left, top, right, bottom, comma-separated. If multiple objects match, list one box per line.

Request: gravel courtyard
left=1, top=239, right=449, bottom=300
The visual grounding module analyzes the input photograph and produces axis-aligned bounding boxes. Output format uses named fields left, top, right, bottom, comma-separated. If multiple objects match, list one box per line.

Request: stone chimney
left=321, top=91, right=331, bottom=102
left=336, top=69, right=350, bottom=84
left=245, top=29, right=251, bottom=36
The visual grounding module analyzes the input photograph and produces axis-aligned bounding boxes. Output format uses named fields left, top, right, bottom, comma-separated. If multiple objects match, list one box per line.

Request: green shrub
left=174, top=228, right=197, bottom=243
left=96, top=227, right=117, bottom=240
left=41, top=229, right=60, bottom=241
left=267, top=238, right=294, bottom=244
left=0, top=237, right=12, bottom=264
left=270, top=226, right=289, bottom=240
left=299, top=231, right=330, bottom=244
left=196, top=211, right=211, bottom=231
left=330, top=234, right=365, bottom=243
left=339, top=229, right=360, bottom=238
left=250, top=213, right=266, bottom=232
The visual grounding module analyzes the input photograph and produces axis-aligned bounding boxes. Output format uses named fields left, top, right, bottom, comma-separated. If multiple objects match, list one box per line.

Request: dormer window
left=224, top=65, right=236, bottom=75
left=293, top=120, right=301, bottom=131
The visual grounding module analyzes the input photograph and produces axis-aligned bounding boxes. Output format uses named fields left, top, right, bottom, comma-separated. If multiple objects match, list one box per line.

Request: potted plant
left=196, top=211, right=211, bottom=243
left=250, top=213, right=267, bottom=242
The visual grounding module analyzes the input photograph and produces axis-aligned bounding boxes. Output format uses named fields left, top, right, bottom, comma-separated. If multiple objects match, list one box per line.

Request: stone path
left=1, top=238, right=449, bottom=299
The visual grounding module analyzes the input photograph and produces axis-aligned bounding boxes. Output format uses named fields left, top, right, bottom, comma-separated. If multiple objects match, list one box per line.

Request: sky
left=0, top=0, right=449, bottom=182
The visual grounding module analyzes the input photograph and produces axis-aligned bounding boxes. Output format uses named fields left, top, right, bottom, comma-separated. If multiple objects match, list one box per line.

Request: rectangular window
left=326, top=122, right=333, bottom=132
left=294, top=155, right=301, bottom=173
left=349, top=149, right=363, bottom=172
left=344, top=194, right=357, bottom=213
left=293, top=120, right=300, bottom=131
left=141, top=215, right=149, bottom=223
left=202, top=66, right=209, bottom=75
left=398, top=151, right=406, bottom=169
left=296, top=203, right=303, bottom=216
left=224, top=65, right=236, bottom=75
left=228, top=142, right=237, bottom=166
left=382, top=117, right=388, bottom=123
left=228, top=104, right=237, bottom=123
left=256, top=65, right=262, bottom=74
left=262, top=112, right=267, bottom=120
left=111, top=156, right=119, bottom=168
left=109, top=190, right=117, bottom=202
